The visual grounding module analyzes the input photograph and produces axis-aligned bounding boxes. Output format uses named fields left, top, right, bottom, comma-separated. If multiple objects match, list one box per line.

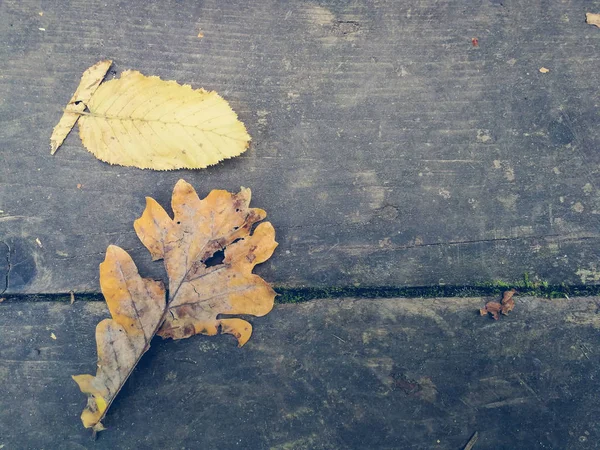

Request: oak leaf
left=73, top=180, right=277, bottom=433
left=51, top=61, right=251, bottom=170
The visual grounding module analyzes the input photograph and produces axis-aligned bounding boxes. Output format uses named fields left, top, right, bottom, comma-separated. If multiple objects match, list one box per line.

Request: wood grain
left=1, top=0, right=599, bottom=293
left=1, top=296, right=599, bottom=449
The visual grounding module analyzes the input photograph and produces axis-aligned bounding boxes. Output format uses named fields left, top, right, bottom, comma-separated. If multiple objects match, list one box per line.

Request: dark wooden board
left=1, top=0, right=600, bottom=293
left=1, top=296, right=599, bottom=449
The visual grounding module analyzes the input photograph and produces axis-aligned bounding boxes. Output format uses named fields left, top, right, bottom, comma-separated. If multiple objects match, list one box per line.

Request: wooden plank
left=1, top=1, right=600, bottom=293
left=1, top=296, right=599, bottom=449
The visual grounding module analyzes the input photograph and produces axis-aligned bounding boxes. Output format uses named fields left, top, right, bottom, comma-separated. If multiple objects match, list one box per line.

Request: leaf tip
left=104, top=244, right=123, bottom=257
left=174, top=178, right=193, bottom=190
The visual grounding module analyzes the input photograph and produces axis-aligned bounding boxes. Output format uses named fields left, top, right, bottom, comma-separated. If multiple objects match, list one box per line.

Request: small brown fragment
left=480, top=301, right=502, bottom=320
left=586, top=13, right=600, bottom=28
left=500, top=288, right=516, bottom=315
left=480, top=289, right=516, bottom=320
left=77, top=184, right=83, bottom=189
left=471, top=37, right=479, bottom=47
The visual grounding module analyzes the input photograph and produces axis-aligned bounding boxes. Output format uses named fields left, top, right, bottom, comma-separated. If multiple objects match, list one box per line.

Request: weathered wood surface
left=1, top=0, right=600, bottom=293
left=1, top=296, right=599, bottom=449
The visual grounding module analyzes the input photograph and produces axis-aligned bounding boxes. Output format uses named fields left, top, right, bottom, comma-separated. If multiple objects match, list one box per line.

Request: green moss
left=275, top=276, right=600, bottom=304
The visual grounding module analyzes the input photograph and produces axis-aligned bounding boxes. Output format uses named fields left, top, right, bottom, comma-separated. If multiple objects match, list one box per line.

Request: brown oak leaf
left=73, top=179, right=277, bottom=433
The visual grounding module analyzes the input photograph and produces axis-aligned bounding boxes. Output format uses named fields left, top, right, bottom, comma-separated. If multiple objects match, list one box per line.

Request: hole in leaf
left=204, top=249, right=225, bottom=267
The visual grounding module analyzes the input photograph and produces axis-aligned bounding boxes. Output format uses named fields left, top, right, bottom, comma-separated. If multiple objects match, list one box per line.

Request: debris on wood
left=480, top=289, right=517, bottom=320
left=500, top=289, right=516, bottom=315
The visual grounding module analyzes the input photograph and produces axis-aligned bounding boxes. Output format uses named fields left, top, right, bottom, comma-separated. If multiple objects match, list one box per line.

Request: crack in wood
left=0, top=240, right=10, bottom=295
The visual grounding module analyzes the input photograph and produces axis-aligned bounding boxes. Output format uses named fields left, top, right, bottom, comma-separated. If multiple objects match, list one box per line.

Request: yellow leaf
left=50, top=60, right=112, bottom=155
left=586, top=13, right=600, bottom=28
left=77, top=69, right=250, bottom=170
left=73, top=180, right=276, bottom=433
left=539, top=67, right=550, bottom=73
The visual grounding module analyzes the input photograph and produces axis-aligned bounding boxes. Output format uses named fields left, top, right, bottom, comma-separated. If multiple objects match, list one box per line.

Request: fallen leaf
left=480, top=289, right=516, bottom=320
left=50, top=332, right=57, bottom=340
left=471, top=37, right=479, bottom=47
left=197, top=30, right=204, bottom=38
left=586, top=13, right=600, bottom=28
left=73, top=179, right=276, bottom=432
left=35, top=238, right=43, bottom=248
left=539, top=67, right=550, bottom=73
left=52, top=61, right=251, bottom=170
left=135, top=180, right=277, bottom=342
left=50, top=60, right=112, bottom=155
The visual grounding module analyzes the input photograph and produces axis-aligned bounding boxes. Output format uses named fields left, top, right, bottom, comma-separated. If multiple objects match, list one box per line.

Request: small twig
left=463, top=431, right=479, bottom=450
